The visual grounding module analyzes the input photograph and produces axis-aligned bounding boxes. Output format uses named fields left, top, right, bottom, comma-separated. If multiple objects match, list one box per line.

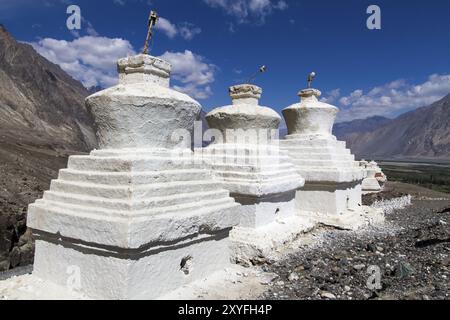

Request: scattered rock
left=0, top=258, right=9, bottom=272
left=259, top=184, right=450, bottom=300
left=394, top=262, right=415, bottom=279
left=320, top=291, right=336, bottom=299
left=353, top=264, right=366, bottom=271
left=9, top=247, right=21, bottom=268
left=288, top=272, right=299, bottom=282
left=295, top=265, right=305, bottom=272
left=18, top=243, right=34, bottom=266
left=259, top=273, right=278, bottom=285
left=366, top=243, right=377, bottom=253
left=415, top=238, right=450, bottom=248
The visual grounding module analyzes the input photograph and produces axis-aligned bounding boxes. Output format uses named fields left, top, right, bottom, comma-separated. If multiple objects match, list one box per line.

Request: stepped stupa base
left=197, top=143, right=307, bottom=265
left=26, top=148, right=240, bottom=299
left=362, top=178, right=382, bottom=194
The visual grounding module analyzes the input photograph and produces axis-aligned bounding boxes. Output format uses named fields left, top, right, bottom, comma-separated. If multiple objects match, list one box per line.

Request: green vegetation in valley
left=380, top=162, right=450, bottom=194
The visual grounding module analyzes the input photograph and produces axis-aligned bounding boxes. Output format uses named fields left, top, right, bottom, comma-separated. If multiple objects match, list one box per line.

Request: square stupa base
left=362, top=178, right=383, bottom=195
left=232, top=191, right=297, bottom=228
left=296, top=181, right=363, bottom=217
left=295, top=181, right=384, bottom=230
left=228, top=191, right=315, bottom=265
left=230, top=214, right=316, bottom=266
left=31, top=230, right=233, bottom=300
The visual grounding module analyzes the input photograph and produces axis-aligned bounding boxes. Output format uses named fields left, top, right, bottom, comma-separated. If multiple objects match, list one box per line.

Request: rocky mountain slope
left=334, top=95, right=450, bottom=161
left=333, top=116, right=391, bottom=137
left=0, top=24, right=96, bottom=271
left=0, top=24, right=95, bottom=150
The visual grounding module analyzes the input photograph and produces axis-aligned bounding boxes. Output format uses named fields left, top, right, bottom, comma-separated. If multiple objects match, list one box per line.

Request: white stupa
left=23, top=53, right=241, bottom=299
left=374, top=162, right=387, bottom=188
left=360, top=160, right=385, bottom=194
left=198, top=84, right=313, bottom=264
left=280, top=78, right=384, bottom=230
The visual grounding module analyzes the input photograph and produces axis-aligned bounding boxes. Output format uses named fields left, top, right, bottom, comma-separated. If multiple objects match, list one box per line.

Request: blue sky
left=1, top=0, right=450, bottom=122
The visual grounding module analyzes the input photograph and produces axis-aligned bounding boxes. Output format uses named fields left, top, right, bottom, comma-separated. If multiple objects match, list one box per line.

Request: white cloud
left=85, top=20, right=99, bottom=37
left=273, top=0, right=288, bottom=10
left=30, top=36, right=136, bottom=88
left=30, top=36, right=216, bottom=99
left=155, top=17, right=202, bottom=41
left=321, top=89, right=340, bottom=104
left=155, top=17, right=178, bottom=39
left=160, top=50, right=216, bottom=99
left=204, top=0, right=288, bottom=24
left=330, top=74, right=450, bottom=122
left=178, top=23, right=202, bottom=41
left=227, top=22, right=236, bottom=33
left=64, top=15, right=99, bottom=38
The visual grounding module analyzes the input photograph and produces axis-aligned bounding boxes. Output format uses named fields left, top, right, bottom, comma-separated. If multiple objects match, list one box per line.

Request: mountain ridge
left=334, top=116, right=392, bottom=137
left=335, top=94, right=450, bottom=161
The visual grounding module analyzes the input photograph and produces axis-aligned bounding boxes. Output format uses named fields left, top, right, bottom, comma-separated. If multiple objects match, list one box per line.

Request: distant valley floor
left=377, top=160, right=450, bottom=194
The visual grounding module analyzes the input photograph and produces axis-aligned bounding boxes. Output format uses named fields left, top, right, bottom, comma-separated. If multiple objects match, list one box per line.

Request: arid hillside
left=0, top=25, right=96, bottom=271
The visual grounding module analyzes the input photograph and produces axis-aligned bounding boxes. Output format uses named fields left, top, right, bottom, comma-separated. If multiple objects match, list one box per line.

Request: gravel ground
left=259, top=182, right=450, bottom=300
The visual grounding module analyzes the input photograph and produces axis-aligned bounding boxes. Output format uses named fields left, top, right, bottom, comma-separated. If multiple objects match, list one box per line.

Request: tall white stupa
left=23, top=14, right=242, bottom=299
left=199, top=83, right=313, bottom=264
left=280, top=74, right=384, bottom=229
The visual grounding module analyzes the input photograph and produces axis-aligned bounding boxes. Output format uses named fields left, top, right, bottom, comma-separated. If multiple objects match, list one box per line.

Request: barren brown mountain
left=334, top=94, right=450, bottom=161
left=0, top=25, right=96, bottom=271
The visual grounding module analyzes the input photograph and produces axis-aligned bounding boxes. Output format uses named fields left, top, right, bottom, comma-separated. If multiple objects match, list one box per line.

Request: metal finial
left=143, top=10, right=159, bottom=55
left=307, top=71, right=316, bottom=88
left=246, top=65, right=267, bottom=84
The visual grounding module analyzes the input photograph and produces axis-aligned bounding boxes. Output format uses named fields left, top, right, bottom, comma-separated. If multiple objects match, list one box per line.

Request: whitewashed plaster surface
left=23, top=54, right=242, bottom=299
left=281, top=88, right=384, bottom=229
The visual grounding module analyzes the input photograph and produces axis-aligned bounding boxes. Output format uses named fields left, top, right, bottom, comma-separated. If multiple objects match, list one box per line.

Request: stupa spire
left=143, top=10, right=158, bottom=55
left=307, top=71, right=316, bottom=88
